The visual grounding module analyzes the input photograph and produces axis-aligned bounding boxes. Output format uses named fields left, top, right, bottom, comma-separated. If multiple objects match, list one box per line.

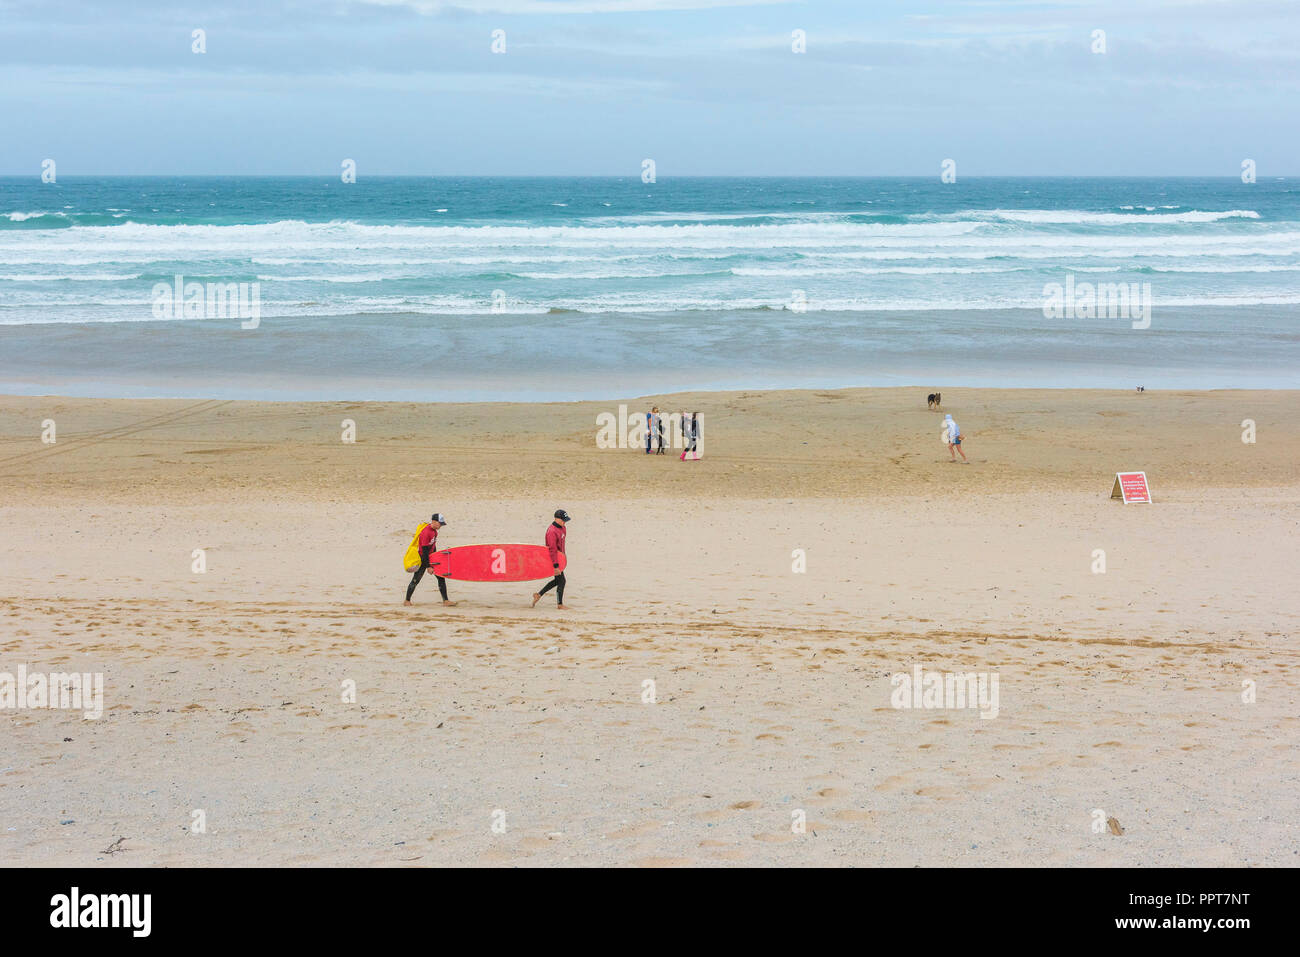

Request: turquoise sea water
left=1, top=176, right=1297, bottom=398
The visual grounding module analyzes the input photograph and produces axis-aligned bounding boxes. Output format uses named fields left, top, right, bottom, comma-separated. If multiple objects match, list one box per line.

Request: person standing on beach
left=944, top=414, right=968, bottom=463
left=645, top=408, right=657, bottom=454
left=679, top=411, right=699, bottom=460
left=404, top=513, right=457, bottom=606
left=531, top=509, right=570, bottom=610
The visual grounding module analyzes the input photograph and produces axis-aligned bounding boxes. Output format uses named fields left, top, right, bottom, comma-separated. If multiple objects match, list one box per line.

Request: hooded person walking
left=944, top=414, right=968, bottom=463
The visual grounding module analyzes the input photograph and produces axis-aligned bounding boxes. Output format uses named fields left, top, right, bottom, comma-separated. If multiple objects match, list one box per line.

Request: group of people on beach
left=644, top=407, right=701, bottom=460
left=403, top=400, right=970, bottom=608
left=404, top=509, right=571, bottom=609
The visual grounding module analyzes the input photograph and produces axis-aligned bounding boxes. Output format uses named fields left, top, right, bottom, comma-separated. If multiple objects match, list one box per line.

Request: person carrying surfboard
left=531, top=509, right=570, bottom=610
left=404, top=513, right=458, bottom=606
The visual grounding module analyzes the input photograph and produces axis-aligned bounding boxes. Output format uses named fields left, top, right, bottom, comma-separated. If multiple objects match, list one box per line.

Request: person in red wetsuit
left=404, top=513, right=457, bottom=606
left=531, top=509, right=570, bottom=610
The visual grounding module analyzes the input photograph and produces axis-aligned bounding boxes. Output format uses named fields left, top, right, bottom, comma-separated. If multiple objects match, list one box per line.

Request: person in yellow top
left=404, top=513, right=458, bottom=606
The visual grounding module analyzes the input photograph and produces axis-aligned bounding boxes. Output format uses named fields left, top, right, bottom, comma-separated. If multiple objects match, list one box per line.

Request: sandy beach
left=1, top=388, right=1297, bottom=866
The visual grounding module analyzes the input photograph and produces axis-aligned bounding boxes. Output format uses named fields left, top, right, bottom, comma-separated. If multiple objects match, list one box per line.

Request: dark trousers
left=406, top=563, right=448, bottom=602
left=537, top=571, right=565, bottom=604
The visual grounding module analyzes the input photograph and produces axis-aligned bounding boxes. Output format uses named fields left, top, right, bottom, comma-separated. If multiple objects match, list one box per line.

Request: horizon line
left=2, top=172, right=1292, bottom=180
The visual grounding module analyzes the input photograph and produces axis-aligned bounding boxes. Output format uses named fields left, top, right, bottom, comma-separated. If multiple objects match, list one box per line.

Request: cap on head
left=554, top=509, right=571, bottom=522
left=431, top=512, right=447, bottom=525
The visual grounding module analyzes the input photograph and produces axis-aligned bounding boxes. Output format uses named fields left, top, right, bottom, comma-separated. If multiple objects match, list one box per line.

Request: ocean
left=1, top=176, right=1298, bottom=400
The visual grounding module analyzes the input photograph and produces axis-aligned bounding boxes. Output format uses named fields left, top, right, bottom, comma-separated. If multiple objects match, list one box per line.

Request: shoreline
left=5, top=303, right=1300, bottom=401
left=1, top=383, right=1297, bottom=403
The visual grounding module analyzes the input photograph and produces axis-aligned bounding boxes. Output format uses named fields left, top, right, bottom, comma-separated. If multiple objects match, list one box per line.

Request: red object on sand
left=426, top=544, right=567, bottom=582
left=1110, top=471, right=1151, bottom=503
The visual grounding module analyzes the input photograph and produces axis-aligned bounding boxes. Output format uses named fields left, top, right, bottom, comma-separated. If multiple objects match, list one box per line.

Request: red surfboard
left=425, top=544, right=566, bottom=582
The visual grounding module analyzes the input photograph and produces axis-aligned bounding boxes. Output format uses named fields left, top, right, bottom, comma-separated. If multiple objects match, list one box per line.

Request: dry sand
left=0, top=388, right=1297, bottom=866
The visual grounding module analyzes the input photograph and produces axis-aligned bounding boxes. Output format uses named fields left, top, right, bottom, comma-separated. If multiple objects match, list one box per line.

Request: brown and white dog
left=927, top=392, right=942, bottom=409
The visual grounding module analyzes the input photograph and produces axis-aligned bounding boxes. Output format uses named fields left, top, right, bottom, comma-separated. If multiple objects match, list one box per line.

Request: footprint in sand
left=875, top=773, right=920, bottom=792
left=814, top=787, right=847, bottom=800
left=913, top=786, right=961, bottom=800
left=605, top=821, right=661, bottom=840
left=832, top=809, right=878, bottom=823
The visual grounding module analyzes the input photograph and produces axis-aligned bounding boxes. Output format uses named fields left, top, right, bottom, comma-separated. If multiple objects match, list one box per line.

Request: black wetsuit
left=406, top=543, right=449, bottom=602
left=536, top=571, right=565, bottom=604
left=536, top=520, right=566, bottom=604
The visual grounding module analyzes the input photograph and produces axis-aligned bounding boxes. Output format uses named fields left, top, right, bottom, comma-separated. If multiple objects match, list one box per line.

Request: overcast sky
left=1, top=0, right=1296, bottom=175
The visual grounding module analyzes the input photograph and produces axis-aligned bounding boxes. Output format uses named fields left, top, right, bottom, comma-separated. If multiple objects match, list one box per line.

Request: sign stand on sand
left=1111, top=471, right=1151, bottom=503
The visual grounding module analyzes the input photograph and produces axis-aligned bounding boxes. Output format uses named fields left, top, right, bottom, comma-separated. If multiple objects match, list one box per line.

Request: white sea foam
left=730, top=265, right=1026, bottom=277
left=3, top=219, right=1288, bottom=258
left=1145, top=263, right=1300, bottom=273
left=0, top=273, right=141, bottom=281
left=256, top=274, right=390, bottom=283
left=8, top=290, right=1300, bottom=325
left=961, top=208, right=1259, bottom=224
left=2, top=207, right=1296, bottom=325
left=3, top=211, right=67, bottom=222
left=0, top=218, right=987, bottom=245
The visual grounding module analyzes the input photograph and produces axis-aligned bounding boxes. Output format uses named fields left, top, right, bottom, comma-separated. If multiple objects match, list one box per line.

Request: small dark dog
left=927, top=392, right=942, bottom=409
